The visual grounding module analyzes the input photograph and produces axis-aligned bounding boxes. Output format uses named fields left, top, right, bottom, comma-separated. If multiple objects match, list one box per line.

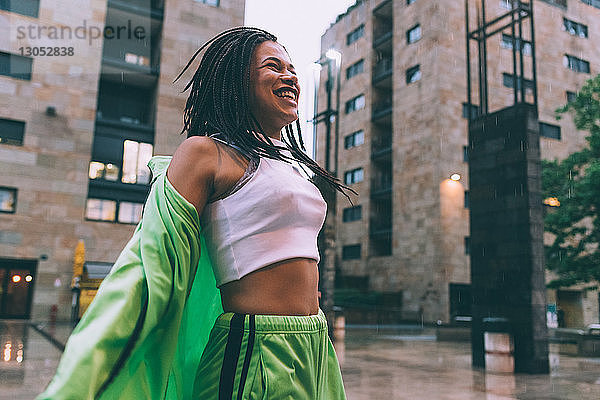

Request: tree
left=542, top=74, right=600, bottom=289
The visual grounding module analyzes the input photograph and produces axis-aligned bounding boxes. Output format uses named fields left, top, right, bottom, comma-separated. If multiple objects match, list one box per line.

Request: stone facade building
left=316, top=0, right=600, bottom=326
left=0, top=0, right=244, bottom=321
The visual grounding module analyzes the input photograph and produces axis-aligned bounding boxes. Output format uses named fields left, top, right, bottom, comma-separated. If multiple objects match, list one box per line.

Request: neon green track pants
left=193, top=309, right=347, bottom=399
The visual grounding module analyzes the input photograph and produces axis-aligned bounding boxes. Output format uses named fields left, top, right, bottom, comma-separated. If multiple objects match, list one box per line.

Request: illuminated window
left=88, top=161, right=119, bottom=181
left=118, top=202, right=143, bottom=224
left=122, top=140, right=153, bottom=184
left=86, top=199, right=117, bottom=222
left=0, top=117, right=25, bottom=146
left=0, top=187, right=17, bottom=213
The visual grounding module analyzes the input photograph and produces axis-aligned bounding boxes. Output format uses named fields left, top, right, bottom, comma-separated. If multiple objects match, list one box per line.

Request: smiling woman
left=38, top=27, right=349, bottom=400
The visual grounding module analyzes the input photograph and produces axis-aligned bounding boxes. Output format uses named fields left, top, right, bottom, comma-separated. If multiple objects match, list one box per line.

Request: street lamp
left=311, top=48, right=342, bottom=337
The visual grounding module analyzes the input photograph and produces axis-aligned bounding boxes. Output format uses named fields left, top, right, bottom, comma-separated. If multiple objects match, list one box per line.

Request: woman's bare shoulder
left=166, top=136, right=220, bottom=215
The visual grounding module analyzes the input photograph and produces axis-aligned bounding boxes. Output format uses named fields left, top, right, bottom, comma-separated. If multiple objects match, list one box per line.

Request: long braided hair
left=173, top=26, right=354, bottom=199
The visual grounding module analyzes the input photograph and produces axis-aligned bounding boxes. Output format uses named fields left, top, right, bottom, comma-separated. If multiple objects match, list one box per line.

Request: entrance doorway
left=0, top=258, right=37, bottom=319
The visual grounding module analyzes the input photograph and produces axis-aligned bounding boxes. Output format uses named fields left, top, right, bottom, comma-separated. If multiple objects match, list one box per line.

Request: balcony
left=108, top=0, right=164, bottom=19
left=372, top=97, right=393, bottom=126
left=372, top=58, right=392, bottom=88
left=371, top=135, right=392, bottom=162
left=370, top=177, right=392, bottom=198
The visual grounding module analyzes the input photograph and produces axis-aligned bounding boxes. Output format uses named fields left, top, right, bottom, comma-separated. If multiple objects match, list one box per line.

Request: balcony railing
left=370, top=177, right=392, bottom=197
left=373, top=30, right=392, bottom=48
left=372, top=97, right=393, bottom=120
left=371, top=136, right=392, bottom=160
left=372, top=58, right=393, bottom=83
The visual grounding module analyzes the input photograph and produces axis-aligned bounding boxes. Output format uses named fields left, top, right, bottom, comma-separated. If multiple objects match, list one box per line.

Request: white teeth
left=275, top=90, right=296, bottom=100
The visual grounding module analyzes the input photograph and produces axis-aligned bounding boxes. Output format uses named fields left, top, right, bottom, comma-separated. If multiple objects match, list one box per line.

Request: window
left=406, top=65, right=421, bottom=84
left=539, top=122, right=561, bottom=140
left=89, top=139, right=153, bottom=185
left=499, top=0, right=514, bottom=9
left=346, top=59, right=364, bottom=80
left=407, top=25, right=422, bottom=44
left=86, top=199, right=143, bottom=224
left=463, top=145, right=469, bottom=162
left=407, top=0, right=418, bottom=4
left=0, top=117, right=25, bottom=146
left=342, top=244, right=361, bottom=260
left=345, top=94, right=365, bottom=114
left=194, top=0, right=219, bottom=6
left=122, top=140, right=153, bottom=184
left=500, top=34, right=532, bottom=56
left=564, top=55, right=590, bottom=73
left=344, top=130, right=364, bottom=149
left=118, top=202, right=144, bottom=224
left=464, top=237, right=471, bottom=255
left=347, top=24, right=365, bottom=45
left=563, top=18, right=588, bottom=38
left=540, top=0, right=567, bottom=7
left=85, top=199, right=117, bottom=222
left=581, top=0, right=600, bottom=10
left=566, top=91, right=577, bottom=103
left=0, top=51, right=33, bottom=81
left=0, top=0, right=40, bottom=18
left=464, top=191, right=469, bottom=209
left=343, top=205, right=362, bottom=222
left=462, top=103, right=479, bottom=119
left=344, top=168, right=364, bottom=185
left=0, top=187, right=17, bottom=213
left=502, top=73, right=534, bottom=91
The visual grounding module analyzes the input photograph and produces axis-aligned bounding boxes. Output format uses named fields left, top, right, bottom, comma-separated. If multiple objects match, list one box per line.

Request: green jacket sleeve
left=37, top=156, right=223, bottom=400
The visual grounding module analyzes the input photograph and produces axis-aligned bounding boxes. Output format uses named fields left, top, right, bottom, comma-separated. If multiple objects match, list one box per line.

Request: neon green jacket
left=37, top=156, right=224, bottom=399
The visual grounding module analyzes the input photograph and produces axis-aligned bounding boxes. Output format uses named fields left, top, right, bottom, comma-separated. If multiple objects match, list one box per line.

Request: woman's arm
left=167, top=136, right=218, bottom=216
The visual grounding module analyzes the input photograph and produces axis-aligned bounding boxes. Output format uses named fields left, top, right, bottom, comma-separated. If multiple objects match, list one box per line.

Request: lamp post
left=311, top=49, right=342, bottom=335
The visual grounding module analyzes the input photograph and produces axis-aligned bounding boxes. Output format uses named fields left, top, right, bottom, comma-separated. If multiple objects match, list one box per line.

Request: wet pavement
left=1, top=320, right=600, bottom=399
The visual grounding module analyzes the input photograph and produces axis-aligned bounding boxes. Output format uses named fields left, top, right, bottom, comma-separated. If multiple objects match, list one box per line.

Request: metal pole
left=528, top=0, right=538, bottom=111
left=334, top=56, right=341, bottom=179
left=510, top=0, right=518, bottom=104
left=517, top=1, right=526, bottom=103
left=476, top=2, right=484, bottom=115
left=481, top=0, right=489, bottom=114
left=312, top=66, right=320, bottom=160
left=466, top=0, right=473, bottom=120
left=325, top=60, right=332, bottom=172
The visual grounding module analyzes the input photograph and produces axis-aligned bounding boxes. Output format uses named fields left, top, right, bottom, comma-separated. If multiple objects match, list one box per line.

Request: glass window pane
left=122, top=140, right=139, bottom=184
left=118, top=202, right=143, bottom=224
left=88, top=162, right=105, bottom=180
left=104, top=163, right=119, bottom=181
left=136, top=142, right=153, bottom=184
left=355, top=131, right=364, bottom=145
left=86, top=199, right=116, bottom=221
left=0, top=188, right=16, bottom=212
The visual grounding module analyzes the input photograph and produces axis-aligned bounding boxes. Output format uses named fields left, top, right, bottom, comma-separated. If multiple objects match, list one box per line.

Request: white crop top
left=200, top=138, right=327, bottom=287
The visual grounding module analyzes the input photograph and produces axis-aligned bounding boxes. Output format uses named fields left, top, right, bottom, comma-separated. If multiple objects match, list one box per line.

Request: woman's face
left=248, top=41, right=300, bottom=137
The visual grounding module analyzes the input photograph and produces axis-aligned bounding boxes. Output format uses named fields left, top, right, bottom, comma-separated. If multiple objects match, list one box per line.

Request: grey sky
left=245, top=0, right=355, bottom=155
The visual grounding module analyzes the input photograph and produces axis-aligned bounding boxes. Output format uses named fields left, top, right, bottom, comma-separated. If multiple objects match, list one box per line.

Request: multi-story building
left=316, top=0, right=600, bottom=326
left=0, top=0, right=244, bottom=321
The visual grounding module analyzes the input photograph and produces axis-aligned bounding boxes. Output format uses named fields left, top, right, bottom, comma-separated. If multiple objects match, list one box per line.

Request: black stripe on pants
left=219, top=314, right=256, bottom=400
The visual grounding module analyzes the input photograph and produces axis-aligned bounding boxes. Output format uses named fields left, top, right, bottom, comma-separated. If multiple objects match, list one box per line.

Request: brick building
left=0, top=0, right=244, bottom=321
left=316, top=0, right=600, bottom=326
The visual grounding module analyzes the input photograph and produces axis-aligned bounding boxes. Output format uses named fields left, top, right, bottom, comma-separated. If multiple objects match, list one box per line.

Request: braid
left=174, top=26, right=355, bottom=200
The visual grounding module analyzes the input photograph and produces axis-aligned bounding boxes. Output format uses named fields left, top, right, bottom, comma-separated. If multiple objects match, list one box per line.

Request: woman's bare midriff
left=219, top=257, right=320, bottom=316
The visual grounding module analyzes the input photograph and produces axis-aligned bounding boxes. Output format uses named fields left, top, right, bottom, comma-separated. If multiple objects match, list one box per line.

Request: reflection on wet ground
left=1, top=320, right=600, bottom=399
